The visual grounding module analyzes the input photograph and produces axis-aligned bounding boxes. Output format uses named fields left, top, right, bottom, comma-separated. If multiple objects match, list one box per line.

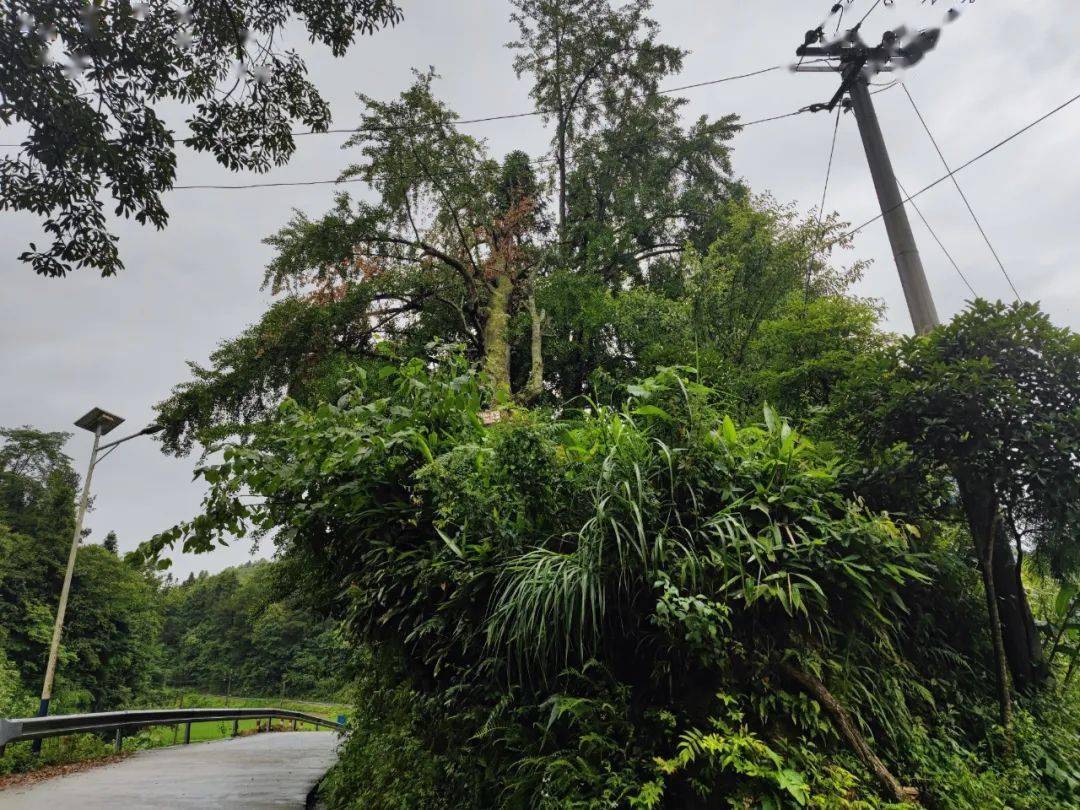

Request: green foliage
left=509, top=0, right=690, bottom=235
left=319, top=648, right=485, bottom=810
left=0, top=646, right=34, bottom=722
left=153, top=346, right=1080, bottom=806
left=1, top=0, right=402, bottom=277
left=161, top=560, right=352, bottom=699
left=1048, top=578, right=1080, bottom=686
left=839, top=300, right=1080, bottom=580
left=741, top=295, right=884, bottom=419
left=151, top=359, right=959, bottom=806
left=124, top=4, right=1080, bottom=805
left=155, top=288, right=394, bottom=456
left=834, top=300, right=1080, bottom=698
left=0, top=427, right=76, bottom=541
left=0, top=525, right=164, bottom=713
left=153, top=1, right=869, bottom=449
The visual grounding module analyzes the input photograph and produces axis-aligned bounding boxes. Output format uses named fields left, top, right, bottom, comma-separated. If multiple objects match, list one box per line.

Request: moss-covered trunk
left=482, top=274, right=513, bottom=399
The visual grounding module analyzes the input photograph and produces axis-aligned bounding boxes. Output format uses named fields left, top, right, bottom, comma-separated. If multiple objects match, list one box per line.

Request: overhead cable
left=895, top=175, right=977, bottom=297
left=0, top=63, right=791, bottom=148
left=804, top=105, right=843, bottom=299
left=901, top=83, right=1021, bottom=299
left=837, top=88, right=1080, bottom=246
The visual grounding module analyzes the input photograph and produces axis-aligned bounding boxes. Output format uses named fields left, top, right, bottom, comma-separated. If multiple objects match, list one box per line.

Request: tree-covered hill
left=161, top=560, right=352, bottom=699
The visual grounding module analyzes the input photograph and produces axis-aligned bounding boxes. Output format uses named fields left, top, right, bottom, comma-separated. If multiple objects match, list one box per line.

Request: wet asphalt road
left=0, top=731, right=339, bottom=809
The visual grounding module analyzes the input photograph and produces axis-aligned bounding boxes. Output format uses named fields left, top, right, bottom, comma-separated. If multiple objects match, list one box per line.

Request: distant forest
left=0, top=424, right=349, bottom=730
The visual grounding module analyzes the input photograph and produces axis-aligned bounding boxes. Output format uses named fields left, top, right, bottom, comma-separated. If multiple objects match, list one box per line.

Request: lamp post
left=33, top=407, right=162, bottom=751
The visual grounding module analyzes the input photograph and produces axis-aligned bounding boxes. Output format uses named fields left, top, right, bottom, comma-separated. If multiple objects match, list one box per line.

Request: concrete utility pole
left=847, top=76, right=938, bottom=333
left=33, top=408, right=162, bottom=754
left=795, top=25, right=944, bottom=334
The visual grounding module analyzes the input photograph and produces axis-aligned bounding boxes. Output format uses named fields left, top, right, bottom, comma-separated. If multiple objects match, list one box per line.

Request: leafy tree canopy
left=1, top=0, right=402, bottom=277
left=161, top=560, right=352, bottom=698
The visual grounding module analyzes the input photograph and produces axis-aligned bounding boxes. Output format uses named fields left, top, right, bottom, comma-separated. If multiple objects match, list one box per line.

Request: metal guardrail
left=0, top=707, right=343, bottom=754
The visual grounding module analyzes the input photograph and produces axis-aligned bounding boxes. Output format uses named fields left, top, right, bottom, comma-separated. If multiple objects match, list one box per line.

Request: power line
left=854, top=0, right=884, bottom=30
left=302, top=64, right=788, bottom=135
left=819, top=108, right=842, bottom=218
left=805, top=105, right=842, bottom=298
left=895, top=175, right=977, bottom=297
left=1, top=63, right=795, bottom=148
left=173, top=177, right=359, bottom=191
left=839, top=88, right=1080, bottom=245
left=901, top=83, right=1021, bottom=300
left=169, top=105, right=813, bottom=191
left=186, top=76, right=1080, bottom=197
left=737, top=108, right=812, bottom=127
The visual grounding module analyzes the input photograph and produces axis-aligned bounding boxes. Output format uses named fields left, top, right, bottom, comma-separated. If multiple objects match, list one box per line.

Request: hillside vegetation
left=139, top=2, right=1080, bottom=805
left=139, top=0, right=1080, bottom=804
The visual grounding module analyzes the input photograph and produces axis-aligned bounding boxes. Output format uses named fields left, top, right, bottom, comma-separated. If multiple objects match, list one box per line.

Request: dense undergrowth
left=159, top=356, right=1080, bottom=807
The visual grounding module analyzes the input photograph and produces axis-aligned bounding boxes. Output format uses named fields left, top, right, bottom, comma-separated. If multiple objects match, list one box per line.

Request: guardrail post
left=184, top=722, right=191, bottom=744
left=114, top=728, right=122, bottom=754
left=232, top=719, right=239, bottom=737
left=291, top=718, right=297, bottom=731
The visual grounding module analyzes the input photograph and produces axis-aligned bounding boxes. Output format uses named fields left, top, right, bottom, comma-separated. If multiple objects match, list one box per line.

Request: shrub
left=159, top=360, right=950, bottom=805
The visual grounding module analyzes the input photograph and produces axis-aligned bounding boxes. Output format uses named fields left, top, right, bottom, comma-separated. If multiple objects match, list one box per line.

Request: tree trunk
left=780, top=662, right=918, bottom=804
left=523, top=289, right=544, bottom=403
left=957, top=476, right=1013, bottom=730
left=957, top=474, right=1045, bottom=692
left=554, top=22, right=567, bottom=244
left=482, top=275, right=513, bottom=399
left=980, top=523, right=1013, bottom=730
left=557, top=126, right=567, bottom=242
left=990, top=519, right=1045, bottom=689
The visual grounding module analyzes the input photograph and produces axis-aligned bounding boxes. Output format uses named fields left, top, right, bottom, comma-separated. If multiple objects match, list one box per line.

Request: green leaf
left=1056, top=583, right=1078, bottom=619
left=633, top=404, right=673, bottom=421
left=763, top=402, right=778, bottom=433
left=436, top=527, right=464, bottom=558
left=722, top=415, right=738, bottom=445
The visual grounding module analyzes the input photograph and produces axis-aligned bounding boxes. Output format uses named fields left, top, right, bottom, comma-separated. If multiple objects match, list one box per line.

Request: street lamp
left=33, top=407, right=163, bottom=745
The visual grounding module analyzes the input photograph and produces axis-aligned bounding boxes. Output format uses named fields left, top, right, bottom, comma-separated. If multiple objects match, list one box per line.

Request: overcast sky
left=2, top=0, right=1077, bottom=578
